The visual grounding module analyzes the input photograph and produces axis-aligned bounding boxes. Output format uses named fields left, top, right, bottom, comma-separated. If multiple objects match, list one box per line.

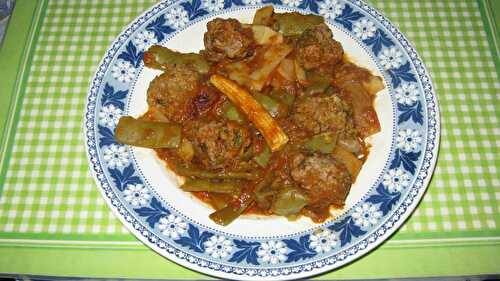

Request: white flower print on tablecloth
left=352, top=203, right=382, bottom=228
left=166, top=7, right=189, bottom=29
left=124, top=184, right=151, bottom=207
left=158, top=214, right=188, bottom=239
left=395, top=82, right=419, bottom=106
left=203, top=235, right=233, bottom=259
left=133, top=30, right=157, bottom=50
left=111, top=60, right=136, bottom=83
left=378, top=47, right=403, bottom=70
left=353, top=19, right=376, bottom=40
left=98, top=104, right=122, bottom=127
left=319, top=0, right=344, bottom=20
left=203, top=0, right=224, bottom=12
left=102, top=144, right=129, bottom=169
left=397, top=129, right=422, bottom=152
left=382, top=168, right=411, bottom=193
left=309, top=229, right=338, bottom=253
left=257, top=240, right=287, bottom=264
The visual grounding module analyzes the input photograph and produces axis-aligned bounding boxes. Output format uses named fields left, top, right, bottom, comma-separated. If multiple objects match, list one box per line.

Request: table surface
left=0, top=0, right=499, bottom=279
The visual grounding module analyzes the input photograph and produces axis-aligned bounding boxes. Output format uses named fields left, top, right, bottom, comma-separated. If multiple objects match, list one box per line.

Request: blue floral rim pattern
left=84, top=0, right=440, bottom=279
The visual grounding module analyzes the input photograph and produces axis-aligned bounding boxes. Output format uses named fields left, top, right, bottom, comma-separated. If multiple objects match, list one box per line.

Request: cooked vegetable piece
left=253, top=144, right=271, bottom=167
left=209, top=193, right=231, bottom=210
left=209, top=74, right=289, bottom=151
left=181, top=178, right=241, bottom=194
left=333, top=146, right=362, bottom=179
left=254, top=93, right=286, bottom=118
left=253, top=6, right=275, bottom=26
left=251, top=25, right=283, bottom=45
left=222, top=102, right=246, bottom=123
left=274, top=12, right=324, bottom=36
left=362, top=75, right=384, bottom=96
left=294, top=60, right=307, bottom=84
left=333, top=62, right=384, bottom=96
left=338, top=137, right=364, bottom=158
left=251, top=166, right=276, bottom=208
left=174, top=164, right=258, bottom=180
left=148, top=106, right=170, bottom=122
left=225, top=61, right=252, bottom=87
left=340, top=81, right=380, bottom=138
left=304, top=132, right=338, bottom=153
left=304, top=72, right=331, bottom=95
left=143, top=45, right=209, bottom=74
left=269, top=89, right=295, bottom=108
left=209, top=192, right=254, bottom=225
left=277, top=58, right=295, bottom=81
left=176, top=138, right=195, bottom=162
left=255, top=186, right=274, bottom=209
left=115, top=116, right=181, bottom=148
left=271, top=187, right=308, bottom=216
left=249, top=43, right=293, bottom=91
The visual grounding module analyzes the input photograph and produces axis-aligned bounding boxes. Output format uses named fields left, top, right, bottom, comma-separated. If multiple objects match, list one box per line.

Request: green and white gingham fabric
left=0, top=0, right=498, bottom=275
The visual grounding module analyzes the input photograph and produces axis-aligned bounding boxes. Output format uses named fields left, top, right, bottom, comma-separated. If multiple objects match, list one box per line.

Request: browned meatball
left=187, top=119, right=250, bottom=169
left=147, top=65, right=200, bottom=123
left=296, top=23, right=343, bottom=70
left=292, top=94, right=353, bottom=135
left=203, top=18, right=254, bottom=62
left=291, top=153, right=351, bottom=209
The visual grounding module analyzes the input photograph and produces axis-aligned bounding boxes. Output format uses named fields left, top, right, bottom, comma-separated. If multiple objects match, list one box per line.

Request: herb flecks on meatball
left=291, top=153, right=351, bottom=209
left=296, top=23, right=343, bottom=70
left=203, top=18, right=255, bottom=62
left=147, top=65, right=200, bottom=123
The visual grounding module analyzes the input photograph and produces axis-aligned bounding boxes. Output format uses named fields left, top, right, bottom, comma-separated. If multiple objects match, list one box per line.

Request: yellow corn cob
left=209, top=74, right=289, bottom=151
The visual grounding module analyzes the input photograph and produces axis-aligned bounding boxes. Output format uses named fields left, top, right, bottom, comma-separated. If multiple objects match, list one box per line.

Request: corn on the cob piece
left=209, top=74, right=289, bottom=151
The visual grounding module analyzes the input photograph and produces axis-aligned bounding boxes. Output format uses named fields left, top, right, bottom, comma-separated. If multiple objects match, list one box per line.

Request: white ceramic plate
left=84, top=0, right=440, bottom=279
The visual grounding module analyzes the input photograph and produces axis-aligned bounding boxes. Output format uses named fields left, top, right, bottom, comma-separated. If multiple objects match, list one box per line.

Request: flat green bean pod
left=115, top=116, right=181, bottom=149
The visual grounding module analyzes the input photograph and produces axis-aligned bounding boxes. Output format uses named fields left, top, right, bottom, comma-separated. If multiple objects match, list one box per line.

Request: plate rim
left=83, top=0, right=441, bottom=279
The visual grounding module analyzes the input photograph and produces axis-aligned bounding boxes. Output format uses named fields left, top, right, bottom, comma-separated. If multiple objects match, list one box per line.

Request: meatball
left=203, top=18, right=254, bottom=62
left=296, top=23, right=343, bottom=70
left=187, top=119, right=250, bottom=169
left=290, top=153, right=351, bottom=209
left=147, top=65, right=200, bottom=123
left=292, top=94, right=352, bottom=135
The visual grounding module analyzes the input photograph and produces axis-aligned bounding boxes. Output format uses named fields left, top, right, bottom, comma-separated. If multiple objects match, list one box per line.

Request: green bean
left=270, top=89, right=295, bottom=108
left=115, top=116, right=181, bottom=148
left=253, top=144, right=271, bottom=167
left=255, top=186, right=274, bottom=209
left=181, top=178, right=241, bottom=194
left=174, top=164, right=258, bottom=180
left=274, top=13, right=324, bottom=36
left=209, top=192, right=254, bottom=226
left=222, top=101, right=246, bottom=124
left=304, top=73, right=331, bottom=95
left=271, top=187, right=308, bottom=216
left=253, top=93, right=287, bottom=118
left=209, top=193, right=231, bottom=210
left=304, top=132, right=338, bottom=153
left=143, top=45, right=209, bottom=74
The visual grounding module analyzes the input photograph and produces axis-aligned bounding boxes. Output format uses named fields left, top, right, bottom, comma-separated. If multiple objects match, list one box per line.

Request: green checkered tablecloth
left=0, top=0, right=498, bottom=279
